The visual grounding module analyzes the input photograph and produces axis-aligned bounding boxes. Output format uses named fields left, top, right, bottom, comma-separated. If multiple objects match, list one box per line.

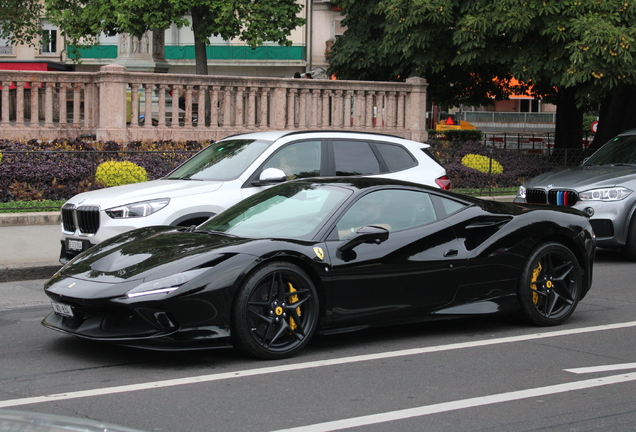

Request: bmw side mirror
left=257, top=168, right=287, bottom=185
left=337, top=225, right=389, bottom=259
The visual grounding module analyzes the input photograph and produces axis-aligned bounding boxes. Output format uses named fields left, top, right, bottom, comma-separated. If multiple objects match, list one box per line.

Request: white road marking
left=565, top=362, right=636, bottom=374
left=1, top=320, right=635, bottom=409
left=269, top=372, right=636, bottom=432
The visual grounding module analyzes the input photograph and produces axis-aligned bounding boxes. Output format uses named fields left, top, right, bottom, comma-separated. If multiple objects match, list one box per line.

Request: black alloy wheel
left=518, top=242, right=582, bottom=326
left=231, top=261, right=319, bottom=359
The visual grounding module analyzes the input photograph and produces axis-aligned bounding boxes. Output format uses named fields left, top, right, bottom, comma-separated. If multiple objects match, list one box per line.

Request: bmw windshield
left=583, top=134, right=636, bottom=166
left=166, top=139, right=271, bottom=181
left=199, top=183, right=352, bottom=240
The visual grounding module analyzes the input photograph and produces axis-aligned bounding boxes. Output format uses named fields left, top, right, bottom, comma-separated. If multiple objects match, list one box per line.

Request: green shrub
left=461, top=154, right=504, bottom=174
left=441, top=129, right=483, bottom=142
left=95, top=160, right=148, bottom=187
left=0, top=150, right=3, bottom=164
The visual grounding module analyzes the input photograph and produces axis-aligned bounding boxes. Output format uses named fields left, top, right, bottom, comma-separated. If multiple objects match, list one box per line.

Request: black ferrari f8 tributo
left=43, top=178, right=595, bottom=359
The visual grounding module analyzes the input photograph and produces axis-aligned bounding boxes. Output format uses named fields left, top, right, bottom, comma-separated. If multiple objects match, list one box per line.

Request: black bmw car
left=42, top=178, right=595, bottom=359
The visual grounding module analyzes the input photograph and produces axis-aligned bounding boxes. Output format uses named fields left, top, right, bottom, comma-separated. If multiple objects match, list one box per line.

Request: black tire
left=231, top=261, right=319, bottom=360
left=518, top=242, right=582, bottom=326
left=621, top=215, right=636, bottom=261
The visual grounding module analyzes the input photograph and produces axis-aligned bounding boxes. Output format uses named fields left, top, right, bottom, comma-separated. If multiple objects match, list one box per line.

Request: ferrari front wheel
left=231, top=261, right=319, bottom=360
left=518, top=242, right=582, bottom=326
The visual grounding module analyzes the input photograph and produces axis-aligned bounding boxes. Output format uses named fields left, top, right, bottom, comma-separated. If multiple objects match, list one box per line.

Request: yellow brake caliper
left=530, top=261, right=542, bottom=304
left=287, top=282, right=301, bottom=330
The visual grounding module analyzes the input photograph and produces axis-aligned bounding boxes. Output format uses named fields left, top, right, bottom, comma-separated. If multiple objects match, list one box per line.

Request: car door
left=323, top=188, right=468, bottom=327
left=241, top=139, right=324, bottom=200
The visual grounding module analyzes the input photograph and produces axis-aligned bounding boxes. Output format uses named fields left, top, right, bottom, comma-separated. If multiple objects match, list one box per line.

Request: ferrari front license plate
left=51, top=301, right=74, bottom=317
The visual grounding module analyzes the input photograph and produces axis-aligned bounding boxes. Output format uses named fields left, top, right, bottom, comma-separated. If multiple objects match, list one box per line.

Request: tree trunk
left=191, top=7, right=208, bottom=76
left=554, top=86, right=583, bottom=149
left=590, top=85, right=636, bottom=149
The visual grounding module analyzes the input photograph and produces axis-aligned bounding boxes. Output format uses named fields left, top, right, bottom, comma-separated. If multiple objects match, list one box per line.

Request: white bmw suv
left=60, top=130, right=449, bottom=262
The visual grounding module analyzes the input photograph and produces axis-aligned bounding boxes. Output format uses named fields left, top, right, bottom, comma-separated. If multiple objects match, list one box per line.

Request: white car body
left=60, top=130, right=448, bottom=262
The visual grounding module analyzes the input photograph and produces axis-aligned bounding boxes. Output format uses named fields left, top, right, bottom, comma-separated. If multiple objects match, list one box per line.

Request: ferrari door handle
left=444, top=249, right=458, bottom=257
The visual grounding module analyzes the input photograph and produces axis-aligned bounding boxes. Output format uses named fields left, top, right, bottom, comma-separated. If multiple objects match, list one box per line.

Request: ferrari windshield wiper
left=193, top=229, right=238, bottom=238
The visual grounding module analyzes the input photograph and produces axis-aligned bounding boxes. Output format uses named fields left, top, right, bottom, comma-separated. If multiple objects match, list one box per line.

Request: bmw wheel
left=518, top=242, right=582, bottom=326
left=621, top=215, right=636, bottom=261
left=231, top=261, right=319, bottom=359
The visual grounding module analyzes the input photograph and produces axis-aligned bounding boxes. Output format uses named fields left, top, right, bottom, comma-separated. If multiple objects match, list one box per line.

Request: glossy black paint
left=42, top=177, right=595, bottom=351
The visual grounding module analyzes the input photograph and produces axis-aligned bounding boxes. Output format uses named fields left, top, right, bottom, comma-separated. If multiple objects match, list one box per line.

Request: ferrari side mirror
left=337, top=225, right=389, bottom=256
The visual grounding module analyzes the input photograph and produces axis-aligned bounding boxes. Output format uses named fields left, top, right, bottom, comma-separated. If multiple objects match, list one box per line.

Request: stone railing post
left=404, top=76, right=428, bottom=142
left=96, top=64, right=128, bottom=141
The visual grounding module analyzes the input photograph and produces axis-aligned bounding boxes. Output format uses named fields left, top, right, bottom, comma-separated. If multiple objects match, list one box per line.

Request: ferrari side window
left=439, top=197, right=467, bottom=216
left=335, top=189, right=437, bottom=240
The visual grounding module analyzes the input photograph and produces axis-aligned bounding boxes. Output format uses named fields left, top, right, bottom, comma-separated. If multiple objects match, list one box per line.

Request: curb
left=0, top=262, right=62, bottom=282
left=0, top=212, right=60, bottom=226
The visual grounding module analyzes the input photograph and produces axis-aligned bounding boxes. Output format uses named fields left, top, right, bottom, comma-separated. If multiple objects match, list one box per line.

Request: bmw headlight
left=126, top=268, right=207, bottom=298
left=578, top=187, right=632, bottom=202
left=106, top=198, right=170, bottom=219
left=516, top=185, right=527, bottom=200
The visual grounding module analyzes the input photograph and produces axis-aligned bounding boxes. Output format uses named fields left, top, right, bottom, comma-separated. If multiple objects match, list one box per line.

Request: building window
left=40, top=20, right=57, bottom=54
left=0, top=34, right=12, bottom=55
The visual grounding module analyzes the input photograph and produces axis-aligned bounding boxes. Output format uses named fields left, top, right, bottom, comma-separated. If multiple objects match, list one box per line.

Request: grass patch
left=0, top=200, right=65, bottom=213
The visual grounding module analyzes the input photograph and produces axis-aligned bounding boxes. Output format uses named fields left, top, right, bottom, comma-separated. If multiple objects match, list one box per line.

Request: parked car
left=515, top=128, right=636, bottom=259
left=43, top=177, right=595, bottom=360
left=59, top=131, right=449, bottom=263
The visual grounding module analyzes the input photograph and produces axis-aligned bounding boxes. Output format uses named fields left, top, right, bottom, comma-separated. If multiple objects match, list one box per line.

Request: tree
left=44, top=0, right=305, bottom=75
left=329, top=0, right=636, bottom=149
left=0, top=0, right=44, bottom=46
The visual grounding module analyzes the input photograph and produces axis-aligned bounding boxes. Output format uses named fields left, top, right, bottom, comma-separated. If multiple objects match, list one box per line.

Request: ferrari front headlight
left=126, top=268, right=207, bottom=298
left=106, top=198, right=170, bottom=219
left=578, top=187, right=632, bottom=202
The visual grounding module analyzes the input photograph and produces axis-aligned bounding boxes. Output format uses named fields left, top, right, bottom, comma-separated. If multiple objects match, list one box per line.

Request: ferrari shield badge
left=313, top=247, right=324, bottom=261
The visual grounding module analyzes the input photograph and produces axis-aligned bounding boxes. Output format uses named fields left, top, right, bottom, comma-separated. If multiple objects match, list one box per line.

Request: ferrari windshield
left=583, top=134, right=636, bottom=166
left=166, top=139, right=271, bottom=181
left=199, top=183, right=352, bottom=240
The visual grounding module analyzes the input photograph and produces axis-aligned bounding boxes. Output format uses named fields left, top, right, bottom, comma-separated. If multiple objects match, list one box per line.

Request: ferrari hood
left=58, top=226, right=251, bottom=283
left=527, top=165, right=636, bottom=190
left=65, top=179, right=223, bottom=208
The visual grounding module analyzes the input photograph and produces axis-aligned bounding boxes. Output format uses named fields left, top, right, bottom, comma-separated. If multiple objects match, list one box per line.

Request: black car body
left=43, top=178, right=595, bottom=359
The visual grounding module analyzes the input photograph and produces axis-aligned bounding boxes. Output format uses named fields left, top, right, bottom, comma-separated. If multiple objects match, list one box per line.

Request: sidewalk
left=0, top=212, right=62, bottom=282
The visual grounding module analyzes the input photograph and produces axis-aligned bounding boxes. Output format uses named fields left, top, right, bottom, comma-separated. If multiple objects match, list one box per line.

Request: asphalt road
left=1, top=248, right=635, bottom=432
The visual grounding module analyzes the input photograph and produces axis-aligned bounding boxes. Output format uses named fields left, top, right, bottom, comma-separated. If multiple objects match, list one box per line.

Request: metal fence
left=0, top=143, right=593, bottom=211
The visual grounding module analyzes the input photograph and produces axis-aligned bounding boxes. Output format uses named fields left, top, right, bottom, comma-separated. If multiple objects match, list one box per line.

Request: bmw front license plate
left=67, top=239, right=84, bottom=252
left=51, top=301, right=74, bottom=318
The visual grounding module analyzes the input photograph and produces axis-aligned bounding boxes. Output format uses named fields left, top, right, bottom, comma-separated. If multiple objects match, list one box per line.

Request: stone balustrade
left=0, top=64, right=428, bottom=142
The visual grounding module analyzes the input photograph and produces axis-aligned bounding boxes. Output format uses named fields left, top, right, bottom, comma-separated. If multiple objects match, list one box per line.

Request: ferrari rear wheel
left=231, top=261, right=319, bottom=360
left=518, top=242, right=582, bottom=326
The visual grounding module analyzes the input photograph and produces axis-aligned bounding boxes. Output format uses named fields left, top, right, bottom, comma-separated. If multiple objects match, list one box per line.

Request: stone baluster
left=1, top=81, right=10, bottom=127
left=344, top=91, right=353, bottom=127
left=15, top=82, right=25, bottom=127
left=376, top=92, right=385, bottom=129
left=321, top=91, right=330, bottom=127
left=129, top=84, right=140, bottom=128
left=57, top=83, right=67, bottom=127
left=247, top=87, right=257, bottom=128
left=43, top=82, right=55, bottom=128
left=310, top=90, right=319, bottom=128
left=143, top=84, right=153, bottom=128
left=235, top=87, right=245, bottom=127
left=184, top=85, right=194, bottom=127
left=171, top=85, right=181, bottom=127
left=30, top=82, right=39, bottom=126
left=72, top=84, right=81, bottom=126
left=332, top=90, right=343, bottom=127
left=222, top=87, right=232, bottom=127
left=197, top=85, right=207, bottom=127
left=210, top=86, right=220, bottom=127
left=157, top=84, right=168, bottom=127
left=285, top=89, right=296, bottom=129
left=85, top=83, right=96, bottom=128
left=354, top=90, right=365, bottom=127
left=299, top=89, right=309, bottom=129
left=366, top=91, right=375, bottom=129
left=386, top=92, right=396, bottom=128
left=397, top=92, right=406, bottom=129
left=259, top=88, right=269, bottom=128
